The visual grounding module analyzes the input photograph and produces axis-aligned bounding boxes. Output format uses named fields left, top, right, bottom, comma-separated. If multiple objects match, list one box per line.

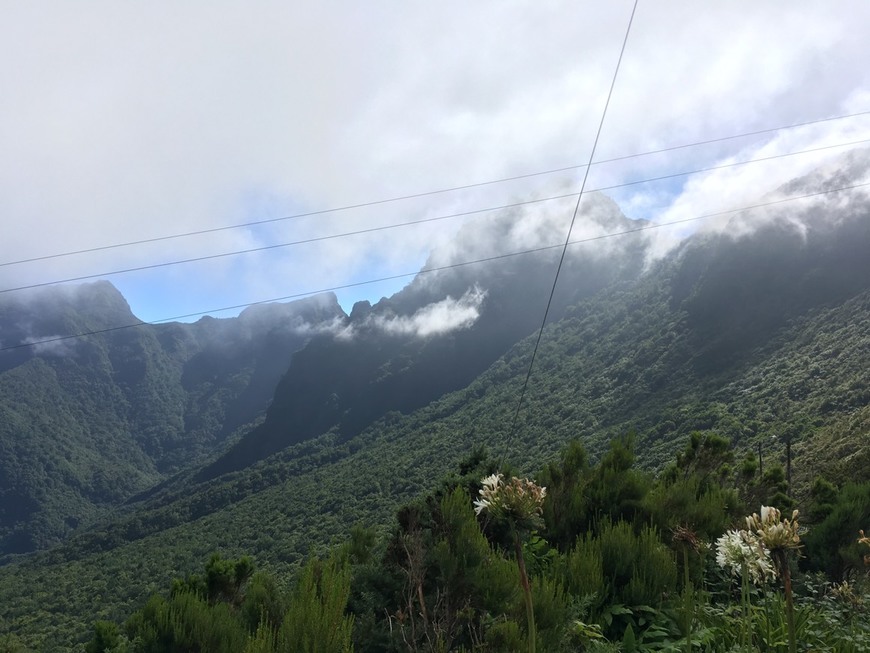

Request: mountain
left=202, top=193, right=649, bottom=479
left=0, top=285, right=344, bottom=554
left=0, top=192, right=651, bottom=557
left=0, top=154, right=869, bottom=649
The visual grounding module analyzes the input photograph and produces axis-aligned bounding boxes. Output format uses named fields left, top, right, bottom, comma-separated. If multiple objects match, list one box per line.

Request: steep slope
left=203, top=192, right=650, bottom=478
left=0, top=285, right=344, bottom=554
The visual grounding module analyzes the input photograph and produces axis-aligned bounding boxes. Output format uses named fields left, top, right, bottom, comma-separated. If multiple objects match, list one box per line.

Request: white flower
left=715, top=529, right=776, bottom=585
left=715, top=530, right=747, bottom=570
left=473, top=474, right=546, bottom=525
left=474, top=473, right=502, bottom=515
left=473, top=497, right=491, bottom=516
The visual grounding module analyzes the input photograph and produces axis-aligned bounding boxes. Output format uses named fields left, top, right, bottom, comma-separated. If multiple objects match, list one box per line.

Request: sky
left=2, top=1, right=870, bottom=324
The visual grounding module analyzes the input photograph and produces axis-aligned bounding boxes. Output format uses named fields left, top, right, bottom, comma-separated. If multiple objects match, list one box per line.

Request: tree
left=85, top=621, right=123, bottom=653
left=278, top=556, right=354, bottom=653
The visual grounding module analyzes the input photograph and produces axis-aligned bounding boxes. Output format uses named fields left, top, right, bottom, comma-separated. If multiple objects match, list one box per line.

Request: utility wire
left=3, top=135, right=867, bottom=296
left=2, top=109, right=869, bottom=269
left=2, top=179, right=867, bottom=353
left=593, top=137, right=870, bottom=193
left=498, top=0, right=639, bottom=467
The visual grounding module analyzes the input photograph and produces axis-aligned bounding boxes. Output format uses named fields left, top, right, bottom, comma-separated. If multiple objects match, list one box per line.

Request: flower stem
left=740, top=561, right=751, bottom=650
left=781, top=556, right=796, bottom=653
left=682, top=547, right=692, bottom=653
left=513, top=529, right=536, bottom=653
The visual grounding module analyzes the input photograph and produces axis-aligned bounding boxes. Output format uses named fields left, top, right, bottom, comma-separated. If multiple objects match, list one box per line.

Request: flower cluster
left=715, top=506, right=802, bottom=585
left=474, top=473, right=546, bottom=527
left=745, top=506, right=801, bottom=552
left=672, top=525, right=703, bottom=553
left=829, top=580, right=863, bottom=609
left=474, top=473, right=504, bottom=516
left=715, top=529, right=777, bottom=585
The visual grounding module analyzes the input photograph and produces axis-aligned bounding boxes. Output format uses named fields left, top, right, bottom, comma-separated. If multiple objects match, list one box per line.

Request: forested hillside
left=0, top=193, right=650, bottom=557
left=1, top=159, right=869, bottom=649
left=202, top=194, right=649, bottom=479
left=0, top=286, right=344, bottom=554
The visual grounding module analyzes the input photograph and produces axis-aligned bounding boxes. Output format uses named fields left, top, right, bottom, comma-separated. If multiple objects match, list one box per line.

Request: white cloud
left=0, top=1, right=868, bottom=322
left=257, top=285, right=487, bottom=341
left=368, top=286, right=487, bottom=338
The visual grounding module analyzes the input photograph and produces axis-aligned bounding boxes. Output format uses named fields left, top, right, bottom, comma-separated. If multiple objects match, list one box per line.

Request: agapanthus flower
left=474, top=473, right=546, bottom=653
left=481, top=473, right=502, bottom=489
left=473, top=473, right=503, bottom=516
left=474, top=474, right=546, bottom=528
left=745, top=506, right=801, bottom=552
left=715, top=529, right=777, bottom=585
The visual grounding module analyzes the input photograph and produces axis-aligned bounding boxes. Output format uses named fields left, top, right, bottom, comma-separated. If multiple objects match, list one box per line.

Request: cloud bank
left=1, top=1, right=868, bottom=322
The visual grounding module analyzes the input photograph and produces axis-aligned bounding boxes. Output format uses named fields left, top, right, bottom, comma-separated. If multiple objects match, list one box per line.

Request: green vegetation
left=66, top=440, right=870, bottom=652
left=2, top=265, right=870, bottom=647
left=0, top=285, right=344, bottom=555
left=1, top=200, right=869, bottom=649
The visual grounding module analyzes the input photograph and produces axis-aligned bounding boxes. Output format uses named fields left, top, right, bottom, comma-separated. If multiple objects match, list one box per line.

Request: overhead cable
left=498, top=0, right=638, bottom=466
left=2, top=109, right=869, bottom=269
left=2, top=179, right=867, bottom=354
left=3, top=136, right=867, bottom=295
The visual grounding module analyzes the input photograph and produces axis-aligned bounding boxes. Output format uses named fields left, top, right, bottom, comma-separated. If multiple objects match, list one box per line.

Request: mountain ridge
left=0, top=287, right=346, bottom=554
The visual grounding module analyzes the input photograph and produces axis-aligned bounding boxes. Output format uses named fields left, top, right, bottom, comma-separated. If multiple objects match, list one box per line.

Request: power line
left=2, top=110, right=869, bottom=269
left=4, top=136, right=867, bottom=296
left=499, top=0, right=634, bottom=466
left=593, top=137, right=870, bottom=193
left=0, top=193, right=577, bottom=294
left=1, top=179, right=867, bottom=354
